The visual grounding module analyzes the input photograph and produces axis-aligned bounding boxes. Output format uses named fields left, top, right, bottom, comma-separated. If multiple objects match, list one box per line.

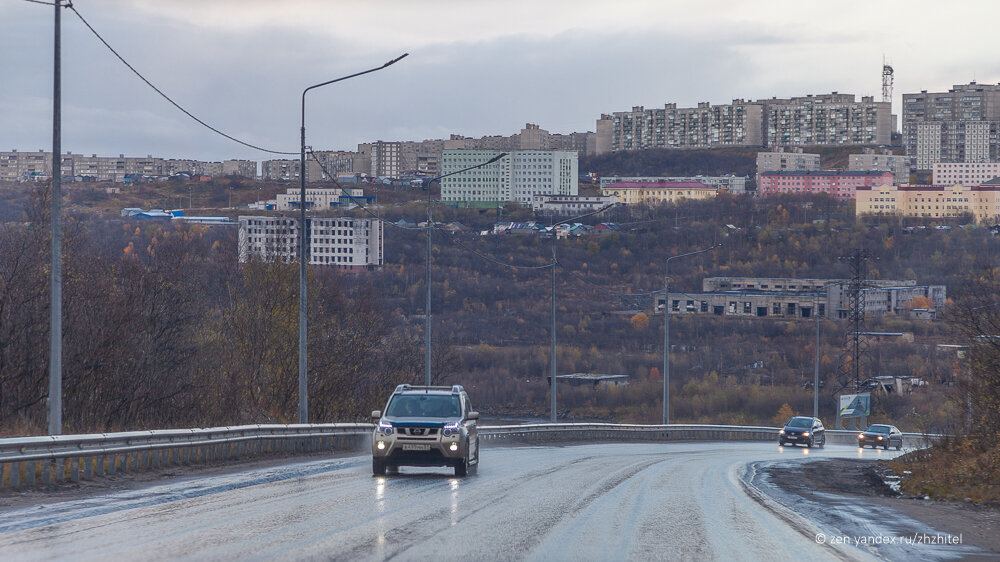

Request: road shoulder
left=745, top=457, right=1000, bottom=560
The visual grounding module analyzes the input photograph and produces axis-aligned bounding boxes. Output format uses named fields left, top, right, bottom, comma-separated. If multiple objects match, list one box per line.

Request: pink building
left=758, top=171, right=894, bottom=200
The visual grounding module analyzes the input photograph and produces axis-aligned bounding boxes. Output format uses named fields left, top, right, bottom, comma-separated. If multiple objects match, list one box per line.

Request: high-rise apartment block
left=762, top=93, right=890, bottom=146
left=599, top=93, right=891, bottom=154
left=238, top=215, right=383, bottom=271
left=440, top=150, right=578, bottom=208
left=605, top=100, right=764, bottom=151
left=849, top=148, right=910, bottom=186
left=902, top=82, right=1000, bottom=170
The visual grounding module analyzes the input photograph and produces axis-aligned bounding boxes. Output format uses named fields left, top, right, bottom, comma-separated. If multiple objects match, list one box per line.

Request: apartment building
left=601, top=181, right=718, bottom=205
left=763, top=93, right=891, bottom=147
left=0, top=150, right=52, bottom=181
left=599, top=175, right=747, bottom=195
left=1, top=150, right=256, bottom=182
left=221, top=159, right=258, bottom=179
left=758, top=171, right=893, bottom=201
left=902, top=82, right=1000, bottom=170
left=439, top=149, right=578, bottom=208
left=849, top=148, right=910, bottom=186
left=932, top=162, right=1000, bottom=186
left=607, top=100, right=764, bottom=151
left=238, top=215, right=383, bottom=271
left=756, top=148, right=821, bottom=185
left=602, top=92, right=890, bottom=153
left=855, top=183, right=1000, bottom=223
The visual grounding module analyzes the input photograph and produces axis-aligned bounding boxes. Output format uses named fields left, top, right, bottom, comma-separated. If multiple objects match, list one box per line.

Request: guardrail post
left=41, top=460, right=51, bottom=485
left=71, top=458, right=80, bottom=482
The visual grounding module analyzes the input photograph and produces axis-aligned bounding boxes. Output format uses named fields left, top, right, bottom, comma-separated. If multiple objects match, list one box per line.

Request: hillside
left=580, top=144, right=906, bottom=179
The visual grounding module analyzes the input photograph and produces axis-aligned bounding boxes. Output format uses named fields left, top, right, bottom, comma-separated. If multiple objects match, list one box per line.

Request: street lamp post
left=297, top=53, right=407, bottom=423
left=663, top=245, right=718, bottom=425
left=423, top=153, right=507, bottom=386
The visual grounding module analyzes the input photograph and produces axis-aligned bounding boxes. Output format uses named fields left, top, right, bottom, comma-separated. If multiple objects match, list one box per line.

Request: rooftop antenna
left=881, top=56, right=894, bottom=104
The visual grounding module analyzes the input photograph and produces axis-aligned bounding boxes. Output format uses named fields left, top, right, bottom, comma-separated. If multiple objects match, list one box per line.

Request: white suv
left=371, top=385, right=480, bottom=476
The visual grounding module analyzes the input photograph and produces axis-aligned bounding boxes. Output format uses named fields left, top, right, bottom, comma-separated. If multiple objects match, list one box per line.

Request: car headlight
left=443, top=422, right=459, bottom=437
left=802, top=431, right=809, bottom=437
left=858, top=433, right=864, bottom=439
left=877, top=435, right=883, bottom=440
left=378, top=421, right=393, bottom=435
left=779, top=429, right=785, bottom=434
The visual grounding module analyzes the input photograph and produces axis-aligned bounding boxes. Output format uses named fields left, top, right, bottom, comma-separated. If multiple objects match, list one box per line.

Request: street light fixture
left=423, top=152, right=507, bottom=385
left=297, top=53, right=407, bottom=423
left=662, top=244, right=719, bottom=425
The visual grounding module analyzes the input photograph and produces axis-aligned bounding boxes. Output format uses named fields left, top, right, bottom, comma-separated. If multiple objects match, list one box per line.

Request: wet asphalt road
left=0, top=442, right=908, bottom=561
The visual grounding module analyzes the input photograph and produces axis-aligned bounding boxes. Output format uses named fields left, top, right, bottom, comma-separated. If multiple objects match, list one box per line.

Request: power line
left=66, top=4, right=296, bottom=155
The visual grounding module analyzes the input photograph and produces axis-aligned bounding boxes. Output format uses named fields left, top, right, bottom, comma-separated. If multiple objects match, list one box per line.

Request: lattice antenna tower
left=837, top=248, right=876, bottom=391
left=882, top=57, right=894, bottom=103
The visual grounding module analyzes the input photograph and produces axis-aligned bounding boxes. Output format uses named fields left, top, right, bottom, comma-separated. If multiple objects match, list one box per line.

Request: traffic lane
left=0, top=441, right=899, bottom=561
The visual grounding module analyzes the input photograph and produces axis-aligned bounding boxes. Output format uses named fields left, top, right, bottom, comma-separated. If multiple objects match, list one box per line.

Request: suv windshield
left=868, top=425, right=890, bottom=433
left=786, top=417, right=813, bottom=428
left=387, top=395, right=461, bottom=418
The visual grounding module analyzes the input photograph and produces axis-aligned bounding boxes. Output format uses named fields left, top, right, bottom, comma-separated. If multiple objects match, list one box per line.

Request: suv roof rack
left=394, top=384, right=464, bottom=394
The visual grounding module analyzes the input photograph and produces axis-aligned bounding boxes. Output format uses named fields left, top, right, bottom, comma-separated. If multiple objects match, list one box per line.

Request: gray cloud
left=4, top=0, right=1000, bottom=163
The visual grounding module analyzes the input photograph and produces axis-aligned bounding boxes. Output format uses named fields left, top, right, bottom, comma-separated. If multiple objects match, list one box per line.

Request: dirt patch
left=765, top=458, right=1000, bottom=556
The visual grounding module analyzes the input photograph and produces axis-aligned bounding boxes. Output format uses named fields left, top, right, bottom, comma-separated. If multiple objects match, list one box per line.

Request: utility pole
left=48, top=0, right=63, bottom=436
left=550, top=246, right=557, bottom=422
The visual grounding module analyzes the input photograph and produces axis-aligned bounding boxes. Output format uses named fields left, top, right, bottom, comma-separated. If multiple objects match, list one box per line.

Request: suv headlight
left=779, top=429, right=785, bottom=434
left=802, top=431, right=809, bottom=437
left=443, top=422, right=459, bottom=437
left=378, top=421, right=393, bottom=435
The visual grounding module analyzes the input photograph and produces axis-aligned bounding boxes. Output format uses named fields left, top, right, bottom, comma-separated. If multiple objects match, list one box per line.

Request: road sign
left=838, top=393, right=871, bottom=418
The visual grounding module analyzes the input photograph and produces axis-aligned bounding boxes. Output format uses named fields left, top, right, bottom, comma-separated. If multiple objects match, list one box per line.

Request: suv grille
left=400, top=427, right=438, bottom=436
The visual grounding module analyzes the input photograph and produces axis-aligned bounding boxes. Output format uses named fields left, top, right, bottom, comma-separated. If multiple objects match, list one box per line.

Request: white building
left=932, top=162, right=1000, bottom=186
left=440, top=149, right=578, bottom=208
left=599, top=175, right=746, bottom=195
left=273, top=187, right=366, bottom=211
left=849, top=148, right=910, bottom=186
left=238, top=215, right=383, bottom=271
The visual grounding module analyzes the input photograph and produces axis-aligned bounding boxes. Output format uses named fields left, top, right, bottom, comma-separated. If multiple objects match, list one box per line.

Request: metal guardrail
left=0, top=423, right=939, bottom=490
left=0, top=424, right=369, bottom=490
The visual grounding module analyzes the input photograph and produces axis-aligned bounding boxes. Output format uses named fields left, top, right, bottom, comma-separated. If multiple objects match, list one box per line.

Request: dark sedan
left=858, top=424, right=903, bottom=450
left=778, top=416, right=826, bottom=448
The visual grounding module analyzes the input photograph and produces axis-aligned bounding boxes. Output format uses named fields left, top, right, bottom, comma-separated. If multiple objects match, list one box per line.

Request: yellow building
left=856, top=183, right=1000, bottom=223
left=601, top=180, right=718, bottom=205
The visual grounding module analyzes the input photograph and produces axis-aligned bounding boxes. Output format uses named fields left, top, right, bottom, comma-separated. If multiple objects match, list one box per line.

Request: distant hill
left=580, top=145, right=905, bottom=179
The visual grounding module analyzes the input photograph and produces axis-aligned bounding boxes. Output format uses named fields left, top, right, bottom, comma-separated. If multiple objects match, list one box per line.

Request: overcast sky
left=4, top=0, right=1000, bottom=162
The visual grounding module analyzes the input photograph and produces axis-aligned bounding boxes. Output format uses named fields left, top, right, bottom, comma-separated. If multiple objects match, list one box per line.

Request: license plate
left=402, top=444, right=431, bottom=451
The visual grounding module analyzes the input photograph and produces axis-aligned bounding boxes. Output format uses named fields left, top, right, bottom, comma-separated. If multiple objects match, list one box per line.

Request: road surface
left=0, top=441, right=939, bottom=561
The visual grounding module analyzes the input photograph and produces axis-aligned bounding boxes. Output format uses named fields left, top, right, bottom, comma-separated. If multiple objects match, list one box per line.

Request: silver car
left=371, top=384, right=480, bottom=476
